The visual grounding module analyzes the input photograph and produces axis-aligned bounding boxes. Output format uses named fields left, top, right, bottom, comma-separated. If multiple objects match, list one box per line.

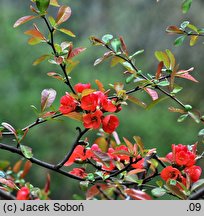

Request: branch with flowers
left=0, top=0, right=204, bottom=200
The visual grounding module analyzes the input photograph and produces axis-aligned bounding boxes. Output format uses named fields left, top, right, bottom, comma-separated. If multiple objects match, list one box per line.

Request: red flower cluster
left=59, top=83, right=120, bottom=134
left=16, top=186, right=30, bottom=200
left=64, top=143, right=144, bottom=175
left=161, top=144, right=202, bottom=186
left=69, top=168, right=87, bottom=178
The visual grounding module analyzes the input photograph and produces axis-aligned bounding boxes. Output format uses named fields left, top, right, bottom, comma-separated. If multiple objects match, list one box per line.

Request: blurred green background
left=0, top=0, right=203, bottom=199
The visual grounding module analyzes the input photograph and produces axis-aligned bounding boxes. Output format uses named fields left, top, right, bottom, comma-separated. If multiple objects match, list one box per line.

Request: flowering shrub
left=0, top=0, right=204, bottom=200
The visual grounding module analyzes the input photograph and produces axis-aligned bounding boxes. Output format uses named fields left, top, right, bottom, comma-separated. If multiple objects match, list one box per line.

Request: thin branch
left=0, top=142, right=84, bottom=181
left=2, top=113, right=63, bottom=136
left=188, top=187, right=204, bottom=200
left=55, top=128, right=89, bottom=169
left=104, top=43, right=187, bottom=109
left=42, top=16, right=76, bottom=94
left=0, top=190, right=16, bottom=200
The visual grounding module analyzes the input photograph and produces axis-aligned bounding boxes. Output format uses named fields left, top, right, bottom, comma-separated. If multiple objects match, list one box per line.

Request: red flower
left=59, top=93, right=78, bottom=114
left=132, top=158, right=145, bottom=169
left=102, top=115, right=119, bottom=134
left=101, top=98, right=117, bottom=112
left=112, top=145, right=130, bottom=161
left=74, top=83, right=91, bottom=93
left=81, top=93, right=99, bottom=111
left=172, top=144, right=196, bottom=167
left=83, top=110, right=103, bottom=129
left=16, top=187, right=30, bottom=200
left=69, top=168, right=87, bottom=178
left=185, top=166, right=202, bottom=183
left=64, top=145, right=86, bottom=166
left=160, top=166, right=181, bottom=181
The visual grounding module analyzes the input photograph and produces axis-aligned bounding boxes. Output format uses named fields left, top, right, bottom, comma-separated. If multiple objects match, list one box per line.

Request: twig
left=42, top=16, right=76, bottom=94
left=2, top=113, right=63, bottom=136
left=0, top=142, right=84, bottom=181
left=0, top=190, right=16, bottom=200
left=188, top=187, right=204, bottom=200
left=55, top=128, right=89, bottom=169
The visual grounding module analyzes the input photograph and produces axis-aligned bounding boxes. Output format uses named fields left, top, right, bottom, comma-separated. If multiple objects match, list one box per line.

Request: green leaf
left=126, top=74, right=135, bottom=84
left=154, top=51, right=170, bottom=69
left=188, top=24, right=199, bottom=33
left=198, top=129, right=204, bottom=136
left=128, top=95, right=147, bottom=109
left=0, top=171, right=6, bottom=178
left=184, top=104, right=192, bottom=111
left=20, top=145, right=33, bottom=159
left=111, top=38, right=121, bottom=53
left=188, top=111, right=200, bottom=123
left=190, top=35, right=198, bottom=46
left=180, top=21, right=190, bottom=30
left=182, top=0, right=192, bottom=14
left=36, top=0, right=50, bottom=14
left=33, top=54, right=50, bottom=66
left=191, top=179, right=204, bottom=192
left=157, top=80, right=170, bottom=87
left=48, top=16, right=56, bottom=27
left=146, top=96, right=168, bottom=110
left=50, top=0, right=60, bottom=7
left=151, top=188, right=166, bottom=198
left=80, top=181, right=89, bottom=192
left=174, top=35, right=187, bottom=47
left=102, top=34, right=113, bottom=44
left=171, top=85, right=183, bottom=94
left=0, top=161, right=10, bottom=170
left=177, top=114, right=189, bottom=122
left=58, top=28, right=76, bottom=37
left=156, top=180, right=163, bottom=188
left=129, top=50, right=144, bottom=59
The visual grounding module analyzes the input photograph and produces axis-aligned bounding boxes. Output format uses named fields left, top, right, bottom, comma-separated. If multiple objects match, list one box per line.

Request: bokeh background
left=0, top=0, right=203, bottom=199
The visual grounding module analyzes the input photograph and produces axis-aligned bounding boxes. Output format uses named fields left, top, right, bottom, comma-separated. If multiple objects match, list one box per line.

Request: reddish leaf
left=28, top=37, right=42, bottom=45
left=168, top=106, right=185, bottom=114
left=24, top=24, right=46, bottom=40
left=125, top=188, right=152, bottom=200
left=47, top=72, right=64, bottom=81
left=144, top=88, right=159, bottom=101
left=166, top=26, right=184, bottom=34
left=176, top=67, right=198, bottom=82
left=123, top=137, right=134, bottom=153
left=1, top=122, right=16, bottom=135
left=41, top=88, right=57, bottom=111
left=119, top=36, right=128, bottom=55
left=64, top=112, right=83, bottom=122
left=20, top=160, right=32, bottom=179
left=94, top=51, right=114, bottom=66
left=67, top=47, right=86, bottom=59
left=128, top=169, right=146, bottom=175
left=155, top=61, right=164, bottom=79
left=95, top=80, right=105, bottom=92
left=44, top=174, right=51, bottom=193
left=0, top=178, right=17, bottom=189
left=86, top=184, right=110, bottom=200
left=13, top=160, right=23, bottom=173
left=56, top=6, right=71, bottom=25
left=13, top=15, right=37, bottom=28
